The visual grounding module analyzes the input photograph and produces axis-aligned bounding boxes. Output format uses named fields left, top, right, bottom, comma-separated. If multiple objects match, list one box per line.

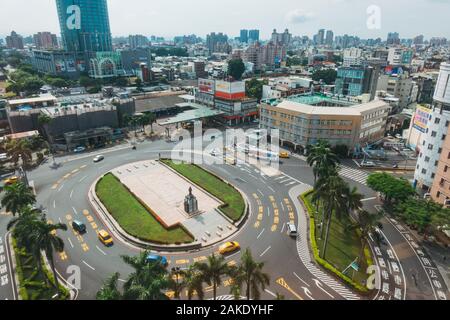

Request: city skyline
left=1, top=0, right=450, bottom=40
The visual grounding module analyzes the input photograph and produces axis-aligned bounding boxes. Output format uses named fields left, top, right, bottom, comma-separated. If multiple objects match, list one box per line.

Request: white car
left=93, top=155, right=104, bottom=163
left=386, top=249, right=395, bottom=260
left=394, top=275, right=402, bottom=285
left=378, top=258, right=386, bottom=268
left=210, top=148, right=221, bottom=157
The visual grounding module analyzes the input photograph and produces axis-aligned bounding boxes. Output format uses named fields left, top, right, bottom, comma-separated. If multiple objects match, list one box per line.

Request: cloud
left=285, top=9, right=315, bottom=24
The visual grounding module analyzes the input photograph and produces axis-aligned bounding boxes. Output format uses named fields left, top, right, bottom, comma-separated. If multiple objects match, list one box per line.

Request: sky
left=1, top=0, right=450, bottom=40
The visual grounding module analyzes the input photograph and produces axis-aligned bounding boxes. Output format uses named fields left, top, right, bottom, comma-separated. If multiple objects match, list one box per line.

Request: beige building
left=430, top=124, right=450, bottom=207
left=260, top=95, right=390, bottom=152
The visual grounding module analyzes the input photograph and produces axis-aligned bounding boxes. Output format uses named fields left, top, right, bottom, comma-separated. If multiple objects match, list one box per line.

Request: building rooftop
left=158, top=103, right=224, bottom=125
left=7, top=94, right=57, bottom=106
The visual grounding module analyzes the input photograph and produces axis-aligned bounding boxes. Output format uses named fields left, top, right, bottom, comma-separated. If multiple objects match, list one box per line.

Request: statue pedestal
left=184, top=187, right=199, bottom=217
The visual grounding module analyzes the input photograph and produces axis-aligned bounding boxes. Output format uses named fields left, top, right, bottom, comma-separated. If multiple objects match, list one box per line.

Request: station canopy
left=157, top=103, right=224, bottom=126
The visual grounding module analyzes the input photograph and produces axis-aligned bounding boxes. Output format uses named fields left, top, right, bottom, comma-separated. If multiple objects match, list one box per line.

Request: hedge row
left=300, top=191, right=369, bottom=293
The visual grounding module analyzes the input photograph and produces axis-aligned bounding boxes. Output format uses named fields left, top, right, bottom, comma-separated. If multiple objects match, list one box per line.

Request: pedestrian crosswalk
left=338, top=166, right=369, bottom=186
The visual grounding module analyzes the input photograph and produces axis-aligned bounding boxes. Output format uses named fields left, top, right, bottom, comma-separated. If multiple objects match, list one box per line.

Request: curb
left=41, top=252, right=79, bottom=300
left=5, top=232, right=20, bottom=300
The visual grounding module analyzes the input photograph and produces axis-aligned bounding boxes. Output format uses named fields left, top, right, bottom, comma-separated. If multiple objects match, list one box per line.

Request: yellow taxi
left=218, top=241, right=240, bottom=255
left=98, top=230, right=113, bottom=246
left=279, top=151, right=290, bottom=159
left=3, top=176, right=19, bottom=185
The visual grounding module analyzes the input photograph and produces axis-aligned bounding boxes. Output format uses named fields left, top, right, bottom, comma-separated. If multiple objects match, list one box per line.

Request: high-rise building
left=325, top=30, right=334, bottom=46
left=206, top=32, right=230, bottom=55
left=55, top=0, right=113, bottom=54
left=343, top=48, right=363, bottom=67
left=315, top=29, right=325, bottom=45
left=248, top=29, right=260, bottom=43
left=413, top=35, right=424, bottom=45
left=271, top=29, right=292, bottom=46
left=415, top=62, right=450, bottom=191
left=33, top=32, right=58, bottom=49
left=334, top=66, right=379, bottom=97
left=240, top=29, right=249, bottom=43
left=6, top=31, right=24, bottom=49
left=387, top=32, right=400, bottom=45
left=128, top=34, right=149, bottom=49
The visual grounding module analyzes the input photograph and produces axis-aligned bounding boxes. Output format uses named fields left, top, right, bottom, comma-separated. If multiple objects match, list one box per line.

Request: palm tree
left=314, top=174, right=348, bottom=258
left=30, top=218, right=68, bottom=294
left=231, top=248, right=270, bottom=300
left=121, top=251, right=170, bottom=300
left=183, top=264, right=205, bottom=300
left=5, top=139, right=32, bottom=167
left=37, top=114, right=53, bottom=143
left=169, top=267, right=186, bottom=300
left=97, top=272, right=122, bottom=300
left=1, top=182, right=36, bottom=216
left=352, top=210, right=383, bottom=267
left=196, top=254, right=233, bottom=300
left=7, top=205, right=41, bottom=246
left=307, top=140, right=340, bottom=184
left=343, top=186, right=364, bottom=220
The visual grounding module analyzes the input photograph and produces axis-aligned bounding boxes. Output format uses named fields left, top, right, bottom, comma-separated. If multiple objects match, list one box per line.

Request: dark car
left=72, top=220, right=86, bottom=233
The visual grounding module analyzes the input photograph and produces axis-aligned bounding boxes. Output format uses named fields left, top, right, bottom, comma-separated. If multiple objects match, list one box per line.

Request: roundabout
left=18, top=136, right=444, bottom=301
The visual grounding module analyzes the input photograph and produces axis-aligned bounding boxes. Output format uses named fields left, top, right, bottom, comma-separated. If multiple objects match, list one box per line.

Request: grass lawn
left=161, top=160, right=245, bottom=222
left=96, top=173, right=194, bottom=244
left=305, top=194, right=369, bottom=286
left=12, top=238, right=69, bottom=300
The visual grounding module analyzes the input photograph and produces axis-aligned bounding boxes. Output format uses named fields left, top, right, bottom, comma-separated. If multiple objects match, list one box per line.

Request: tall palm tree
left=314, top=174, right=348, bottom=258
left=37, top=114, right=53, bottom=143
left=30, top=218, right=67, bottom=294
left=97, top=272, right=122, bottom=300
left=183, top=264, right=205, bottom=300
left=121, top=251, right=170, bottom=300
left=5, top=139, right=32, bottom=167
left=231, top=248, right=270, bottom=300
left=343, top=186, right=364, bottom=220
left=169, top=267, right=186, bottom=300
left=352, top=210, right=383, bottom=266
left=1, top=182, right=36, bottom=216
left=196, top=254, right=233, bottom=300
left=307, top=140, right=340, bottom=184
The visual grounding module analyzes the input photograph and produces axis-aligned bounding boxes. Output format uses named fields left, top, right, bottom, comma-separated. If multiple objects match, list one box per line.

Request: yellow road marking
left=258, top=206, right=264, bottom=214
left=90, top=222, right=98, bottom=230
left=80, top=165, right=87, bottom=169
left=71, top=169, right=79, bottom=174
left=59, top=251, right=68, bottom=261
left=223, top=278, right=234, bottom=287
left=274, top=217, right=279, bottom=224
left=274, top=209, right=279, bottom=217
left=269, top=196, right=275, bottom=202
left=165, top=291, right=175, bottom=298
left=66, top=214, right=72, bottom=221
left=271, top=225, right=277, bottom=232
left=81, top=243, right=89, bottom=252
left=86, top=215, right=94, bottom=222
left=51, top=184, right=58, bottom=190
left=76, top=235, right=84, bottom=243
left=63, top=173, right=71, bottom=179
left=82, top=210, right=89, bottom=216
left=284, top=198, right=290, bottom=204
left=254, top=221, right=261, bottom=228
left=276, top=277, right=303, bottom=300
left=257, top=214, right=263, bottom=221
left=256, top=199, right=262, bottom=206
left=252, top=193, right=259, bottom=199
left=193, top=256, right=207, bottom=263
left=176, top=259, right=189, bottom=265
left=227, top=260, right=236, bottom=267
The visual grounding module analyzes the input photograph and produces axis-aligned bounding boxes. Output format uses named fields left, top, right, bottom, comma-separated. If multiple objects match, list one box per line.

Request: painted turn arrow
left=313, top=279, right=334, bottom=298
left=302, top=287, right=315, bottom=300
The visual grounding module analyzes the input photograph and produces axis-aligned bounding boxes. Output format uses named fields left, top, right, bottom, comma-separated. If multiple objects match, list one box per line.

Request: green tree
left=195, top=254, right=234, bottom=300
left=115, top=77, right=129, bottom=87
left=307, top=140, right=340, bottom=184
left=367, top=172, right=415, bottom=204
left=121, top=251, right=170, bottom=300
left=231, top=248, right=270, bottom=300
left=246, top=78, right=267, bottom=101
left=182, top=264, right=205, bottom=300
left=30, top=218, right=67, bottom=294
left=312, top=69, right=337, bottom=85
left=97, top=272, right=122, bottom=300
left=1, top=182, right=36, bottom=216
left=351, top=210, right=383, bottom=265
left=5, top=138, right=32, bottom=166
left=228, top=58, right=246, bottom=80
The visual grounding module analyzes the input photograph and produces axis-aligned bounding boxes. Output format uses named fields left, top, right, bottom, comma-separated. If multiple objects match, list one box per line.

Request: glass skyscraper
left=55, top=0, right=113, bottom=55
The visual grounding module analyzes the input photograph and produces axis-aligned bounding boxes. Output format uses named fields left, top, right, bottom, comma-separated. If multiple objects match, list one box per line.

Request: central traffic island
left=92, top=159, right=247, bottom=251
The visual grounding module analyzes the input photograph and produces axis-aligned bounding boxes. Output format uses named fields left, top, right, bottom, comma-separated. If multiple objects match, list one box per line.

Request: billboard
left=413, top=105, right=432, bottom=133
left=215, top=80, right=246, bottom=100
left=198, top=78, right=215, bottom=94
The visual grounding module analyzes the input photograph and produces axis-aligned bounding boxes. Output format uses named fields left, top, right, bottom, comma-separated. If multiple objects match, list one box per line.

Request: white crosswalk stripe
left=338, top=166, right=369, bottom=186
left=293, top=185, right=360, bottom=300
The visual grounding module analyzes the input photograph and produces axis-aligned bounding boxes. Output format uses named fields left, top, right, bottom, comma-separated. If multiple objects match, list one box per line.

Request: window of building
left=435, top=161, right=439, bottom=166
left=431, top=131, right=437, bottom=137
left=428, top=144, right=433, bottom=150
left=425, top=156, right=430, bottom=162
left=431, top=173, right=435, bottom=179
left=435, top=118, right=441, bottom=124
left=422, top=168, right=427, bottom=174
left=443, top=134, right=447, bottom=141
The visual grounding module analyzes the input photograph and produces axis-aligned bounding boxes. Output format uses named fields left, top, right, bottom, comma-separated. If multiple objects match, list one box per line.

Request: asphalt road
left=0, top=135, right=447, bottom=300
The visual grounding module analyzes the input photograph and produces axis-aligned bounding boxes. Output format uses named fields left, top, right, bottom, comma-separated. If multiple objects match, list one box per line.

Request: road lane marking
left=264, top=289, right=277, bottom=298
left=257, top=228, right=265, bottom=239
left=67, top=238, right=74, bottom=249
left=79, top=176, right=87, bottom=182
left=276, top=278, right=303, bottom=300
left=82, top=260, right=95, bottom=271
left=72, top=207, right=78, bottom=216
left=260, top=246, right=271, bottom=257
left=293, top=272, right=310, bottom=287
left=257, top=189, right=264, bottom=197
left=53, top=200, right=56, bottom=209
left=70, top=189, right=74, bottom=199
left=267, top=186, right=275, bottom=193
left=96, top=246, right=107, bottom=256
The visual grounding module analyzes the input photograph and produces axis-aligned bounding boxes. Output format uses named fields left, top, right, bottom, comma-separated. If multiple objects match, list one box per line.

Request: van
left=225, top=157, right=237, bottom=165
left=72, top=220, right=86, bottom=233
left=287, top=223, right=297, bottom=237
